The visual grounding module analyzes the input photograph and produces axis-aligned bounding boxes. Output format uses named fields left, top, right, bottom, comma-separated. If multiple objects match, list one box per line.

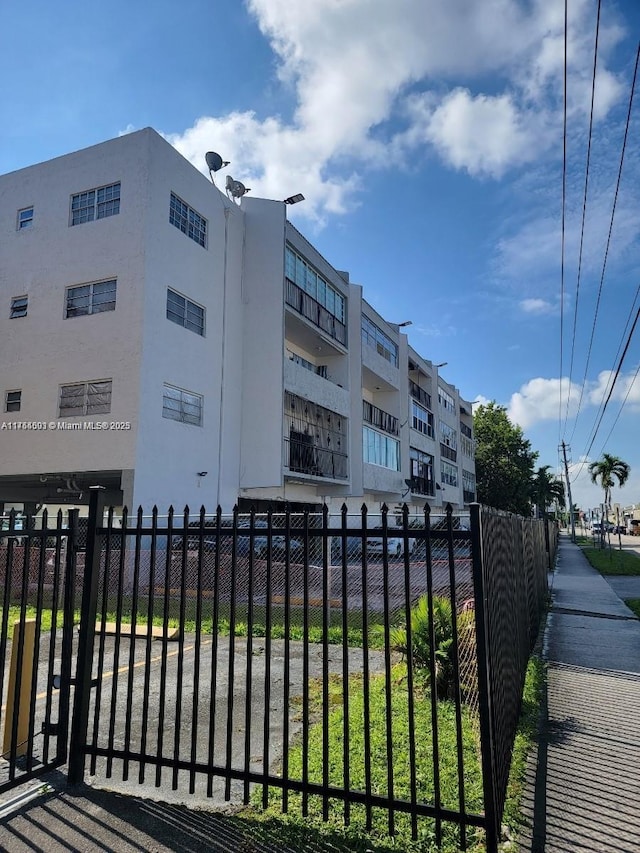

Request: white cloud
left=162, top=0, right=626, bottom=221
left=423, top=89, right=539, bottom=178
left=520, top=297, right=556, bottom=314
left=507, top=376, right=582, bottom=429
left=588, top=368, right=640, bottom=407
left=505, top=368, right=640, bottom=430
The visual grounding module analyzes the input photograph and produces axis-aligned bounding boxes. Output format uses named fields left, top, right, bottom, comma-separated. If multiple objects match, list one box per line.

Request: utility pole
left=561, top=442, right=576, bottom=543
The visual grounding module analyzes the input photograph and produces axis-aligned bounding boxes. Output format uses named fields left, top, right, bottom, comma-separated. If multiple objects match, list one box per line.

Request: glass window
left=441, top=460, right=458, bottom=487
left=162, top=384, right=203, bottom=426
left=66, top=280, right=117, bottom=317
left=5, top=390, right=21, bottom=413
left=169, top=193, right=207, bottom=248
left=284, top=245, right=345, bottom=322
left=18, top=207, right=34, bottom=230
left=59, top=380, right=112, bottom=417
left=438, top=386, right=455, bottom=413
left=411, top=401, right=434, bottom=437
left=10, top=296, right=28, bottom=319
left=361, top=315, right=398, bottom=366
left=362, top=426, right=400, bottom=471
left=166, top=289, right=205, bottom=335
left=71, top=183, right=120, bottom=226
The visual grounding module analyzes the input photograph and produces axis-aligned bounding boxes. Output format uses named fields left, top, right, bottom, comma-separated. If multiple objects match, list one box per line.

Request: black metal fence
left=0, top=497, right=554, bottom=850
left=0, top=509, right=76, bottom=793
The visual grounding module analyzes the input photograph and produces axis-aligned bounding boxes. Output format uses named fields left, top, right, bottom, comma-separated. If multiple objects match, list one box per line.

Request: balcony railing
left=411, top=476, right=435, bottom=497
left=440, top=443, right=457, bottom=463
left=284, top=437, right=348, bottom=480
left=285, top=279, right=347, bottom=346
left=409, top=380, right=431, bottom=410
left=362, top=400, right=399, bottom=436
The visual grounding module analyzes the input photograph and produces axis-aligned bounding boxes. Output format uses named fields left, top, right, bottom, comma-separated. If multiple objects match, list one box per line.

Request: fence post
left=57, top=508, right=79, bottom=762
left=469, top=503, right=499, bottom=853
left=68, top=486, right=105, bottom=785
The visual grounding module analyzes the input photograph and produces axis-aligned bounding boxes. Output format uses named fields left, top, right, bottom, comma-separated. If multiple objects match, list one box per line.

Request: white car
left=367, top=532, right=415, bottom=558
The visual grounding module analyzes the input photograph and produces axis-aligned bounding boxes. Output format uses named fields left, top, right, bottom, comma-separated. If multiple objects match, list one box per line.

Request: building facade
left=0, top=128, right=475, bottom=518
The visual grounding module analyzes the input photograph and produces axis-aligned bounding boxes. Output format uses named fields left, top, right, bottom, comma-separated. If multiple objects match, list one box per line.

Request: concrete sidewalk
left=518, top=536, right=640, bottom=852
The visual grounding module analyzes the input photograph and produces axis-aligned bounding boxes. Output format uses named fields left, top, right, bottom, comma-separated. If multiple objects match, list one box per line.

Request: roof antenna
left=205, top=151, right=230, bottom=186
left=225, top=175, right=251, bottom=204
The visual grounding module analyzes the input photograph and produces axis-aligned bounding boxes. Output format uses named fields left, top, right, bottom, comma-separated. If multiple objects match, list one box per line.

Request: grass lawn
left=578, top=545, right=640, bottom=576
left=624, top=599, right=640, bottom=618
left=241, top=656, right=544, bottom=853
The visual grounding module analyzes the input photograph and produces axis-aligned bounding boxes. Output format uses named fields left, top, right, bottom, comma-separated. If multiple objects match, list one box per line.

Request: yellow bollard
left=2, top=619, right=36, bottom=759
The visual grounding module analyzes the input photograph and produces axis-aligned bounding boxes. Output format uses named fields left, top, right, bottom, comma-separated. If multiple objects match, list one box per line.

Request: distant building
left=0, top=128, right=475, bottom=518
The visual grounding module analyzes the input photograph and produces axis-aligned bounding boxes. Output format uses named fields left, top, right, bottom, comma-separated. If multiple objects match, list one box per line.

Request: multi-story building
left=0, top=128, right=475, bottom=518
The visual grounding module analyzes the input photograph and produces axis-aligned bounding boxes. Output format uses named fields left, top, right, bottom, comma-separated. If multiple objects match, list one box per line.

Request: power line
left=558, top=0, right=568, bottom=443
left=572, top=302, right=640, bottom=483
left=597, top=358, right=640, bottom=456
left=562, top=0, right=601, bottom=439
left=568, top=41, right=640, bottom=444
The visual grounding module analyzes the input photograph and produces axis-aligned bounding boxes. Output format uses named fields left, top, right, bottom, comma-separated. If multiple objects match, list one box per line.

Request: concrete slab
left=519, top=537, right=640, bottom=852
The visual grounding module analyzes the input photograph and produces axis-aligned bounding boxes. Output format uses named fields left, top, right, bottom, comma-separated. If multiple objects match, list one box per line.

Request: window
left=363, top=426, right=400, bottom=471
left=71, top=182, right=120, bottom=225
left=5, top=390, right=21, bottom=413
left=166, top=289, right=205, bottom=335
left=461, top=434, right=474, bottom=457
left=59, top=380, right=112, bottom=417
left=411, top=401, right=434, bottom=438
left=361, top=315, right=398, bottom=366
left=438, top=386, right=455, bottom=413
left=463, top=469, right=476, bottom=502
left=285, top=246, right=345, bottom=323
left=410, top=447, right=434, bottom=496
left=66, top=279, right=117, bottom=317
left=10, top=296, right=28, bottom=318
left=162, top=384, right=203, bottom=426
left=17, top=207, right=33, bottom=230
left=169, top=193, right=207, bottom=248
left=441, top=460, right=458, bottom=487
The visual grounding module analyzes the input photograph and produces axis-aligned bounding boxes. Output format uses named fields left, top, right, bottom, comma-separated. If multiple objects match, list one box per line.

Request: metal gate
left=0, top=510, right=77, bottom=794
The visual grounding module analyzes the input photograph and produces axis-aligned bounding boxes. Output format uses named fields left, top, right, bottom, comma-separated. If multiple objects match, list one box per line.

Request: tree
left=588, top=454, right=631, bottom=516
left=473, top=402, right=538, bottom=516
left=532, top=465, right=565, bottom=519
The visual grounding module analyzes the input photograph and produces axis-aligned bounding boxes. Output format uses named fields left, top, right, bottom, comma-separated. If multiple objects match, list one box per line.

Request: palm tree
left=532, top=466, right=565, bottom=519
left=588, top=453, right=631, bottom=524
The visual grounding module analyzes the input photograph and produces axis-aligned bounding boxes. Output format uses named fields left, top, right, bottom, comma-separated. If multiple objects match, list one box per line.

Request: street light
left=396, top=320, right=413, bottom=328
left=434, top=362, right=448, bottom=368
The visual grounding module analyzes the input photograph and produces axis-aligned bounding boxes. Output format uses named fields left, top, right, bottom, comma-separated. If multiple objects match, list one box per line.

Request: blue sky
left=2, top=0, right=639, bottom=514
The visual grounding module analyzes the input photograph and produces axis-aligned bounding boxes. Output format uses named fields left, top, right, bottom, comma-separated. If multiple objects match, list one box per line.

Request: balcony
left=440, top=443, right=457, bottom=463
left=362, top=401, right=399, bottom=436
left=409, top=380, right=431, bottom=410
left=411, top=476, right=435, bottom=497
left=285, top=279, right=346, bottom=346
left=284, top=437, right=348, bottom=480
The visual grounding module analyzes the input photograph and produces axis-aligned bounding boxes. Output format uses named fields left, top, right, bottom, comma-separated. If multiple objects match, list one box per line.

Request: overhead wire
left=558, top=0, right=568, bottom=444
left=572, top=281, right=640, bottom=471
left=567, top=40, right=640, bottom=444
left=571, top=300, right=640, bottom=483
left=562, top=0, right=601, bottom=439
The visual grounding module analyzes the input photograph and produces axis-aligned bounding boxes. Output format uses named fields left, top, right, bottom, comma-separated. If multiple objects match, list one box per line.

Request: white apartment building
left=0, top=128, right=475, bottom=518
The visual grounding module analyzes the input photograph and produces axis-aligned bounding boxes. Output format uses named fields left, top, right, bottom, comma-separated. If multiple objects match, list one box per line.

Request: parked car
left=367, top=529, right=415, bottom=558
left=252, top=533, right=304, bottom=560
left=330, top=535, right=364, bottom=563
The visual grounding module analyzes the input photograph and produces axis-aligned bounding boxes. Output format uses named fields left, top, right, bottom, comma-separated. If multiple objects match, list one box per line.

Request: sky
left=2, top=0, right=639, bottom=515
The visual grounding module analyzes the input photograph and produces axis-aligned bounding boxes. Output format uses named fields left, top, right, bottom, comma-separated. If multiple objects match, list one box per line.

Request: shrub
left=391, top=594, right=476, bottom=702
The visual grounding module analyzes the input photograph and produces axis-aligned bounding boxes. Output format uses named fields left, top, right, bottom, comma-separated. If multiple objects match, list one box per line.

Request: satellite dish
left=225, top=175, right=251, bottom=201
left=205, top=151, right=229, bottom=173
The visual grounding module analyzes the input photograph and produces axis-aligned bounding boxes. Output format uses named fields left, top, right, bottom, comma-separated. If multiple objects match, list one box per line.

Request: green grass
left=1, top=596, right=389, bottom=649
left=253, top=662, right=484, bottom=852
left=501, top=656, right=545, bottom=834
left=624, top=599, right=640, bottom=619
left=578, top=545, right=640, bottom=576
left=0, top=605, right=68, bottom=639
